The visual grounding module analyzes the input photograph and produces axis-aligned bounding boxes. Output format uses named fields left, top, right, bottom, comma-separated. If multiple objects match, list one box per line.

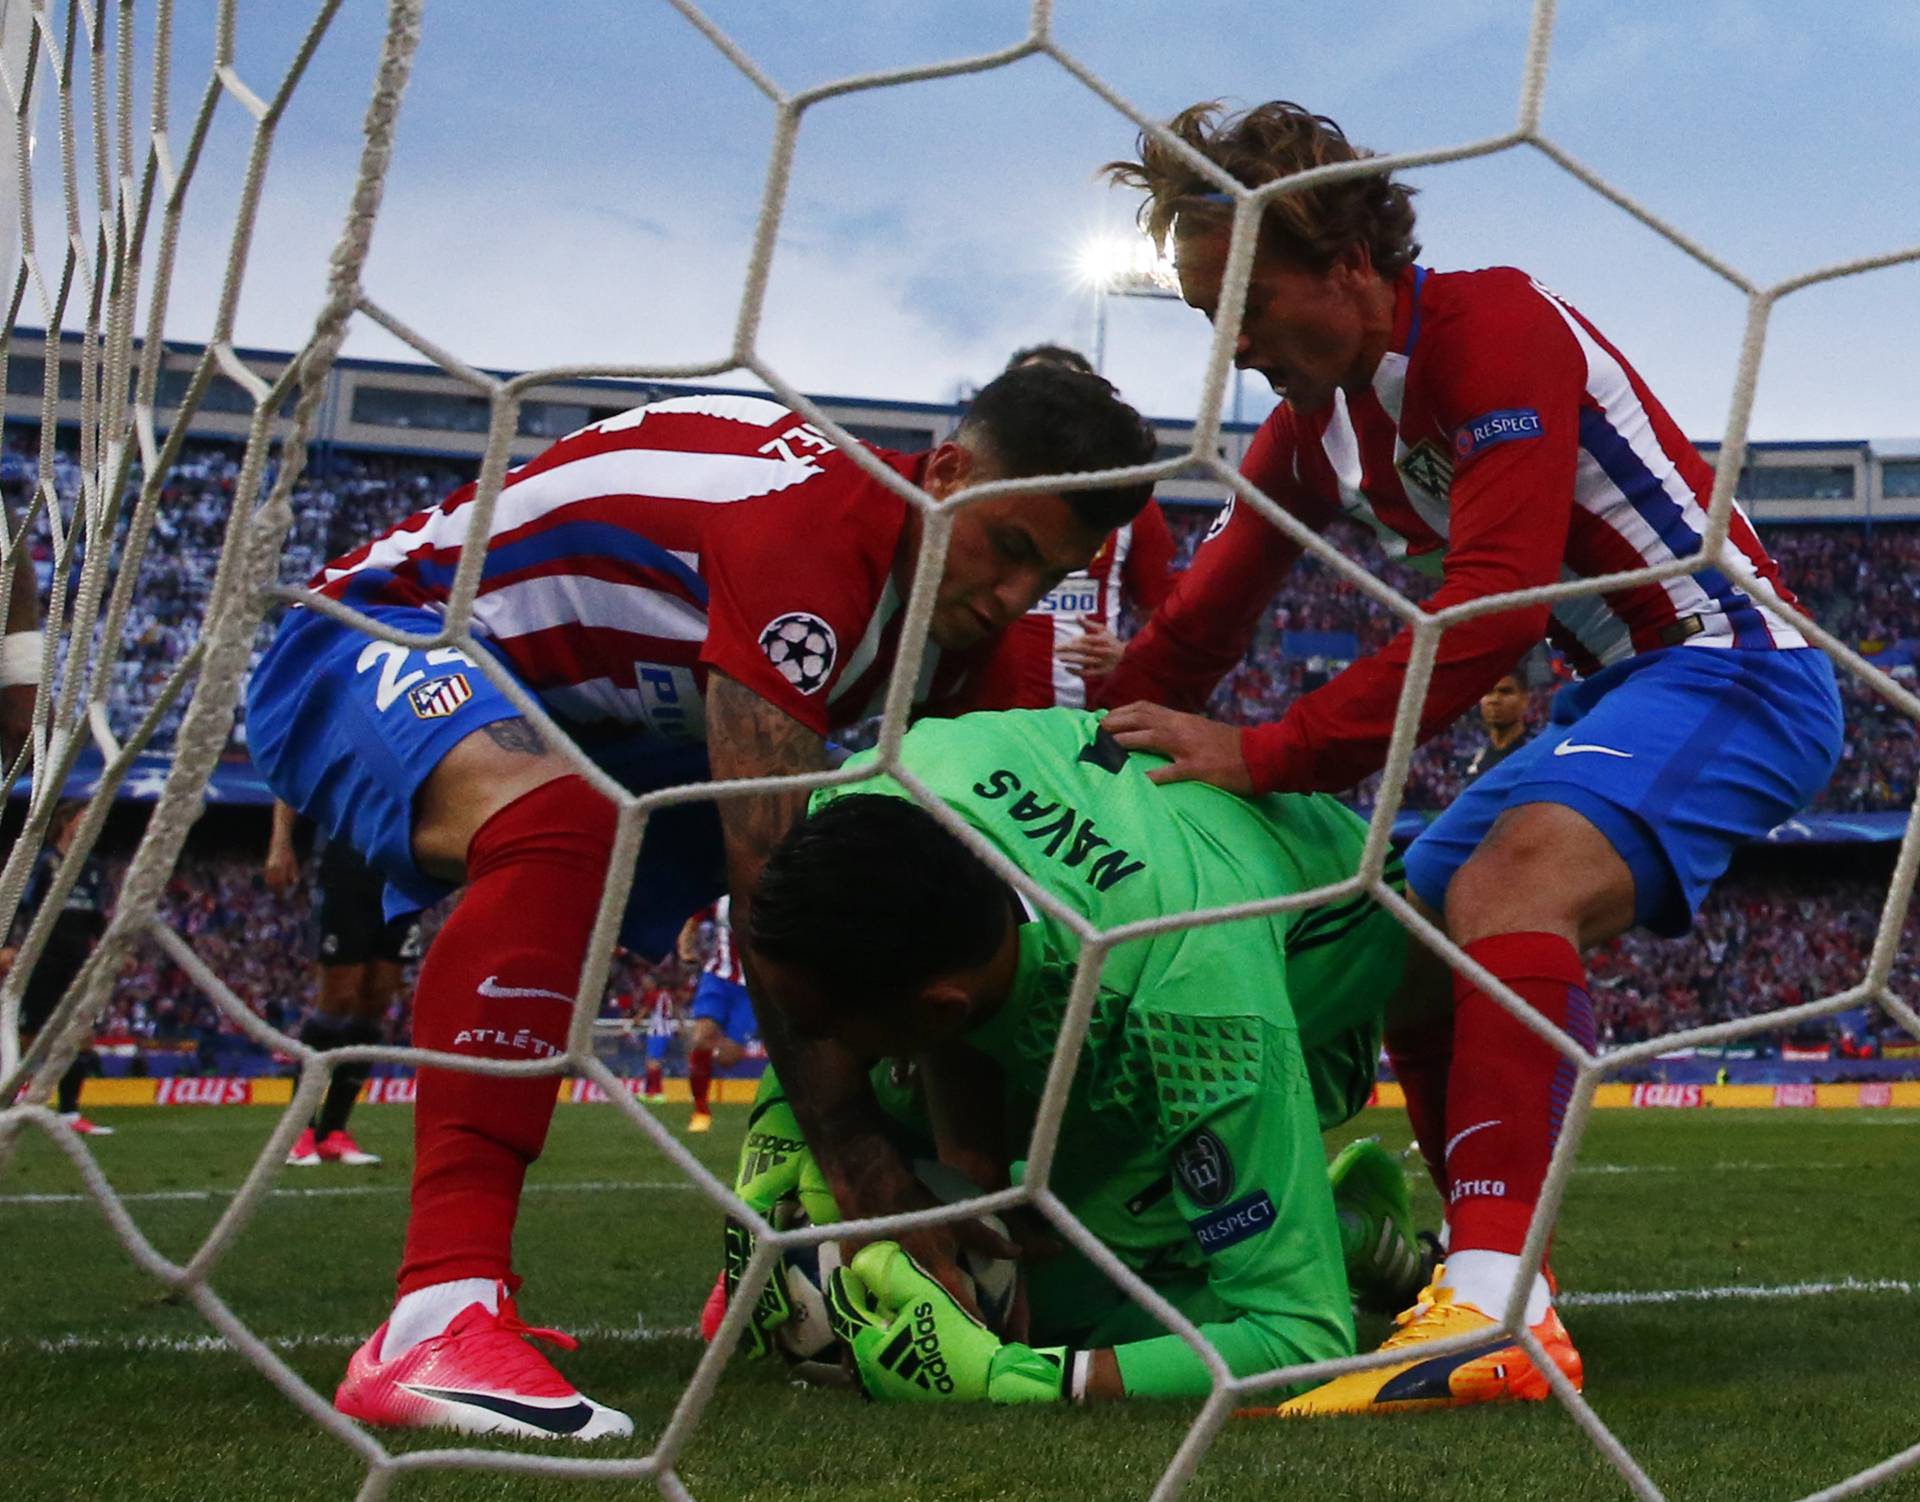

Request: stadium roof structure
left=1, top=324, right=1255, bottom=512
left=3, top=325, right=1916, bottom=521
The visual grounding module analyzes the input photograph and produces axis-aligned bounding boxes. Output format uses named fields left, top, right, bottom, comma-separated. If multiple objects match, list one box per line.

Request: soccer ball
left=771, top=1158, right=1017, bottom=1385
left=758, top=611, right=837, bottom=695
left=909, top=1157, right=1020, bottom=1333
left=767, top=1199, right=852, bottom=1386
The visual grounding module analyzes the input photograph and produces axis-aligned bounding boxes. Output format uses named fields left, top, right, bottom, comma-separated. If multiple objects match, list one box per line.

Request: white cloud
left=13, top=0, right=1914, bottom=444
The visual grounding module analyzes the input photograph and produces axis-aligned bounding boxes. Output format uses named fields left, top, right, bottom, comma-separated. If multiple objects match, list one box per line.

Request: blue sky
left=38, top=0, right=1920, bottom=439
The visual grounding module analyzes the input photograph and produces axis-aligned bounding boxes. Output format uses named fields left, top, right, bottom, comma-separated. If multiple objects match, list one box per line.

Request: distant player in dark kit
left=1463, top=672, right=1531, bottom=786
left=1, top=799, right=113, bottom=1135
left=266, top=801, right=421, bottom=1167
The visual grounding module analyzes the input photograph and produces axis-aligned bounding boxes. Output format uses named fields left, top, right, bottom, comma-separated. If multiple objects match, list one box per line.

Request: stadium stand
left=82, top=848, right=700, bottom=1082
left=1159, top=508, right=1920, bottom=816
left=1588, top=872, right=1913, bottom=1054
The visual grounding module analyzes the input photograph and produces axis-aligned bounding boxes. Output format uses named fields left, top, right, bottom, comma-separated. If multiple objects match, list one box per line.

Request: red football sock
left=1385, top=1013, right=1454, bottom=1199
left=397, top=775, right=617, bottom=1297
left=688, top=1046, right=713, bottom=1113
left=643, top=1060, right=663, bottom=1097
left=1444, top=932, right=1595, bottom=1256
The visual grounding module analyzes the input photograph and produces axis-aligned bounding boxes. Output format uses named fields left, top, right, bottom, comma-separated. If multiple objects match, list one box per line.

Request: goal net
left=2, top=2, right=1917, bottom=1500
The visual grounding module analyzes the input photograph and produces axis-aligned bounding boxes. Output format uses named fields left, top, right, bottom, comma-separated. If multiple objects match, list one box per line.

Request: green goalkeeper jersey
left=812, top=708, right=1407, bottom=1398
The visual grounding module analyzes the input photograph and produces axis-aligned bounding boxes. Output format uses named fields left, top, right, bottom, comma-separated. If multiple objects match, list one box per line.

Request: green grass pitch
left=4, top=1102, right=1917, bottom=1501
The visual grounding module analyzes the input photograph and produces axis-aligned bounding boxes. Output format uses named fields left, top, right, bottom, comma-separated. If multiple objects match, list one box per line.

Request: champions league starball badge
left=758, top=611, right=838, bottom=695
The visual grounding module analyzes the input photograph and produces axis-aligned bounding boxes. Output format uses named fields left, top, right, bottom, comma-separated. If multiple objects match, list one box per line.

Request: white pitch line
left=15, top=1278, right=1915, bottom=1357
left=0, top=1178, right=697, bottom=1207
left=1574, top=1161, right=1850, bottom=1175
left=1562, top=1277, right=1916, bottom=1308
left=0, top=1162, right=1883, bottom=1200
left=1698, top=1114, right=1920, bottom=1126
left=8, top=1323, right=701, bottom=1357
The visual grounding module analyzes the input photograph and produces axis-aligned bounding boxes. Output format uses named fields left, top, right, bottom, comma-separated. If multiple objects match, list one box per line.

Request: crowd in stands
left=89, top=849, right=702, bottom=1069
left=56, top=846, right=1910, bottom=1072
left=1824, top=672, right=1920, bottom=814
left=1778, top=524, right=1920, bottom=648
left=4, top=440, right=469, bottom=751
left=8, top=438, right=1920, bottom=1069
left=9, top=438, right=1920, bottom=813
left=1586, top=874, right=1914, bottom=1051
left=1161, top=508, right=1920, bottom=815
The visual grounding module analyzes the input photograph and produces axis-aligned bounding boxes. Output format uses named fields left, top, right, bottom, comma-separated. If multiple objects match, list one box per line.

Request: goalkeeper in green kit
left=735, top=707, right=1444, bottom=1405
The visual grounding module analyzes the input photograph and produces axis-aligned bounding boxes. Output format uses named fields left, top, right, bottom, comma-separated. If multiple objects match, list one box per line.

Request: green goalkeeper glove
left=723, top=1085, right=841, bottom=1357
left=825, top=1241, right=1069, bottom=1404
left=733, top=1086, right=839, bottom=1225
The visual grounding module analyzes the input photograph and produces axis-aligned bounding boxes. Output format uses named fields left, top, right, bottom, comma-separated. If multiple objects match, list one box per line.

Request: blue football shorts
left=690, top=971, right=757, bottom=1041
left=1405, top=646, right=1843, bottom=937
left=246, top=600, right=726, bottom=958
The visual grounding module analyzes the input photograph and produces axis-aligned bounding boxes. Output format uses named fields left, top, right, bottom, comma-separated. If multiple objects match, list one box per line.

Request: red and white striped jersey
left=696, top=895, right=744, bottom=985
left=642, top=987, right=677, bottom=1039
left=1102, top=264, right=1812, bottom=795
left=977, top=502, right=1178, bottom=710
left=313, top=395, right=984, bottom=740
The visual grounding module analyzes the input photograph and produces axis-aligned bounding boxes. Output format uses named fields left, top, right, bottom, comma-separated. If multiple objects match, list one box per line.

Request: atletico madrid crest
left=408, top=673, right=473, bottom=719
left=1395, top=439, right=1454, bottom=503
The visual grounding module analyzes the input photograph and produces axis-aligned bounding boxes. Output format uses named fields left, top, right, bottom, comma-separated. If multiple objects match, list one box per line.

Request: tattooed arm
left=704, top=672, right=901, bottom=1196
left=702, top=670, right=826, bottom=965
left=705, top=672, right=1001, bottom=1295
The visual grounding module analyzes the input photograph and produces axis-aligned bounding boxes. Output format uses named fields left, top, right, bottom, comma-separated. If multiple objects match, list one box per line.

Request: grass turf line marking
left=17, top=1280, right=1914, bottom=1357
left=4, top=1162, right=1885, bottom=1200
left=11, top=1323, right=701, bottom=1356
left=0, top=1178, right=697, bottom=1206
left=1574, top=1161, right=1849, bottom=1174
left=1561, top=1277, right=1916, bottom=1308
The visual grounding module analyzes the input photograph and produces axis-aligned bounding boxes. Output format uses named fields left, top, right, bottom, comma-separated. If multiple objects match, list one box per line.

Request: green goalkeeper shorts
left=1279, top=816, right=1408, bottom=1131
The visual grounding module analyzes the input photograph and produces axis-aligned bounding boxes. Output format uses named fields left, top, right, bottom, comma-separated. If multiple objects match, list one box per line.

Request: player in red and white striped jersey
left=246, top=361, right=1157, bottom=1440
left=979, top=504, right=1178, bottom=708
left=676, top=894, right=753, bottom=1130
left=975, top=349, right=1182, bottom=714
left=693, top=896, right=746, bottom=985
left=639, top=979, right=677, bottom=1099
left=312, top=395, right=1021, bottom=746
left=978, top=345, right=1179, bottom=710
left=1, top=494, right=39, bottom=764
left=1097, top=101, right=1843, bottom=1414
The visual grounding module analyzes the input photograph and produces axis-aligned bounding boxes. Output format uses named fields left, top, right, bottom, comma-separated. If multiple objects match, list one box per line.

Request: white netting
left=2, top=2, right=1918, bottom=1499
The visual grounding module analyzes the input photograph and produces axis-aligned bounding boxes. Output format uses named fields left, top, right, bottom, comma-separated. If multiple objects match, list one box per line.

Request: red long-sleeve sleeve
left=1241, top=291, right=1587, bottom=794
left=1095, top=411, right=1338, bottom=713
left=1120, top=499, right=1179, bottom=615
